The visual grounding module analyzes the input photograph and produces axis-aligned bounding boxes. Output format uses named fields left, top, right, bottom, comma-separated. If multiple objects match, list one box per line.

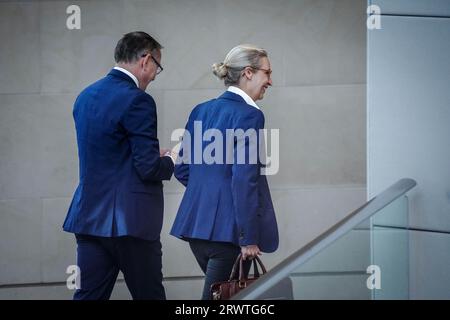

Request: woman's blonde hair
left=212, top=44, right=267, bottom=86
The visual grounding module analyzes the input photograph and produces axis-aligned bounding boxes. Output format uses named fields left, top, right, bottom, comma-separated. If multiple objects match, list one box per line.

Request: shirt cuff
left=164, top=152, right=175, bottom=164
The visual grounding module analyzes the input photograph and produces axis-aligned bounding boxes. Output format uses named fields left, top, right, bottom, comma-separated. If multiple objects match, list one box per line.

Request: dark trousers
left=188, top=238, right=251, bottom=300
left=74, top=234, right=165, bottom=300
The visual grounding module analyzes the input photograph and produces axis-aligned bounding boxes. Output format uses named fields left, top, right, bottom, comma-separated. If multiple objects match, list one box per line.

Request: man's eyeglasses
left=141, top=53, right=163, bottom=75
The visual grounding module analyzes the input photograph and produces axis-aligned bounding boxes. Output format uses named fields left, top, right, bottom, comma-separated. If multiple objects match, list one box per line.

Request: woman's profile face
left=249, top=57, right=273, bottom=101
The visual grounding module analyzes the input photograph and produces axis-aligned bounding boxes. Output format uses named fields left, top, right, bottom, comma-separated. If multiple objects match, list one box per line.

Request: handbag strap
left=229, top=254, right=242, bottom=281
left=253, top=256, right=267, bottom=275
left=250, top=256, right=267, bottom=277
left=229, top=253, right=268, bottom=281
left=253, top=259, right=260, bottom=277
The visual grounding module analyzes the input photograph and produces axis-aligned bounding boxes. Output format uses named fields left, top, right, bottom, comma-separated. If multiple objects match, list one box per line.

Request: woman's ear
left=242, top=67, right=253, bottom=80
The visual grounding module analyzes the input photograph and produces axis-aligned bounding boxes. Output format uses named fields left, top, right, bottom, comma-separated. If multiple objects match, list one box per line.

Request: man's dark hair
left=114, top=31, right=162, bottom=63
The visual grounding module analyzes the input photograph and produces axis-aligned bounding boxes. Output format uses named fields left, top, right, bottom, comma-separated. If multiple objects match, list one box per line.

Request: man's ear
left=141, top=54, right=151, bottom=71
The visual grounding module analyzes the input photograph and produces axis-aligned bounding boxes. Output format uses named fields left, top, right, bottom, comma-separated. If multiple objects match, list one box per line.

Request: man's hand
left=241, top=245, right=261, bottom=260
left=160, top=148, right=171, bottom=157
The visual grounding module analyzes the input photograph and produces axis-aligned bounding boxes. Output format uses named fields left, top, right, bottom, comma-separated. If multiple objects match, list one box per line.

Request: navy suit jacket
left=170, top=91, right=279, bottom=253
left=63, top=69, right=174, bottom=241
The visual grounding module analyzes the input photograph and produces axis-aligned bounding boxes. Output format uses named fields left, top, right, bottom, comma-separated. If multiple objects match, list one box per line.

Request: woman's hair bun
left=212, top=62, right=228, bottom=79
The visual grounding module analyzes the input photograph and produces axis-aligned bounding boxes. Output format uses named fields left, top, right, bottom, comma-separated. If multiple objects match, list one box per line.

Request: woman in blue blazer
left=170, top=45, right=278, bottom=299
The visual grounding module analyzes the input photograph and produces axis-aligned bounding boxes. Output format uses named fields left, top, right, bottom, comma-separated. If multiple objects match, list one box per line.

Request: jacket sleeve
left=231, top=109, right=265, bottom=247
left=174, top=111, right=196, bottom=187
left=120, top=93, right=174, bottom=181
left=174, top=126, right=190, bottom=187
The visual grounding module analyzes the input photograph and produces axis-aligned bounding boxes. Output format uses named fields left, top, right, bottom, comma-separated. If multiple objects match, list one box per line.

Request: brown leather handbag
left=210, top=253, right=267, bottom=300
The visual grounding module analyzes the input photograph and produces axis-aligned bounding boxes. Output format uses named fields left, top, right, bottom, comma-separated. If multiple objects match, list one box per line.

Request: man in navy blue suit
left=63, top=32, right=174, bottom=300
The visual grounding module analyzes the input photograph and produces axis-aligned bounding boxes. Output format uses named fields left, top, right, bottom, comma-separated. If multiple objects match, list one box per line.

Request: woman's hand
left=241, top=245, right=261, bottom=260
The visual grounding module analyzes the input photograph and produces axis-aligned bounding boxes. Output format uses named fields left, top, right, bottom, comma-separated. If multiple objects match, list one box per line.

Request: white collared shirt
left=227, top=86, right=260, bottom=110
left=113, top=66, right=139, bottom=88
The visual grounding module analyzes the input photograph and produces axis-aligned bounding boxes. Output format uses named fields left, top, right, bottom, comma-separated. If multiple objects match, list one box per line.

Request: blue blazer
left=170, top=91, right=279, bottom=253
left=63, top=69, right=174, bottom=241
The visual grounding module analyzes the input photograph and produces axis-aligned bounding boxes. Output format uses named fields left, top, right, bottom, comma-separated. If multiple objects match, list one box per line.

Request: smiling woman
left=212, top=44, right=273, bottom=101
left=170, top=44, right=279, bottom=300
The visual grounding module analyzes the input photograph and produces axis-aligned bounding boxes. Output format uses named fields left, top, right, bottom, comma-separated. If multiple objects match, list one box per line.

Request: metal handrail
left=233, top=178, right=417, bottom=300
